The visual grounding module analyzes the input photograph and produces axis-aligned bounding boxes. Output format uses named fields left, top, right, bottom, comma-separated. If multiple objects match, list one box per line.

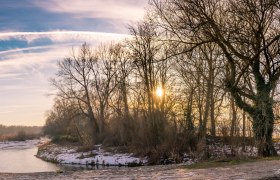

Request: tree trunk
left=226, top=60, right=278, bottom=156
left=231, top=90, right=277, bottom=156
left=230, top=97, right=237, bottom=137
left=99, top=105, right=105, bottom=136
left=242, top=106, right=246, bottom=138
left=242, top=107, right=246, bottom=151
left=186, top=88, right=194, bottom=131
left=210, top=81, right=215, bottom=136
left=87, top=106, right=99, bottom=144
left=252, top=92, right=276, bottom=156
left=122, top=83, right=129, bottom=117
left=201, top=78, right=211, bottom=137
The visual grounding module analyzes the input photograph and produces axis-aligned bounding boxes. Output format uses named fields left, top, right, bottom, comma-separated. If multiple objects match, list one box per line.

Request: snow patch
left=37, top=143, right=147, bottom=166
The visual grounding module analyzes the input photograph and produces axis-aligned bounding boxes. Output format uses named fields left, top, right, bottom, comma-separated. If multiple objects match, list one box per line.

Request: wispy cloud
left=0, top=0, right=146, bottom=126
left=0, top=30, right=130, bottom=125
left=0, top=31, right=130, bottom=75
left=0, top=31, right=130, bottom=43
left=31, top=0, right=147, bottom=21
left=0, top=73, right=26, bottom=79
left=0, top=45, right=62, bottom=56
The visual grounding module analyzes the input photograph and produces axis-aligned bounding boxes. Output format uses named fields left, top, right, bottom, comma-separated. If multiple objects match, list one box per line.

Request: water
left=0, top=140, right=121, bottom=173
left=0, top=140, right=60, bottom=173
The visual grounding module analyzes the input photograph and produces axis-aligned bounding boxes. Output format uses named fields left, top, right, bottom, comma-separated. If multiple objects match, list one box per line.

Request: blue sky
left=0, top=0, right=148, bottom=126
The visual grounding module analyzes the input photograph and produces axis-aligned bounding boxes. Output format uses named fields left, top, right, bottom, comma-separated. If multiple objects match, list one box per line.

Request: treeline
left=0, top=125, right=42, bottom=141
left=44, top=0, right=280, bottom=158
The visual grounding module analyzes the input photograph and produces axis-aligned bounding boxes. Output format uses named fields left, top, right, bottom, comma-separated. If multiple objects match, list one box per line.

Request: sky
left=0, top=0, right=148, bottom=126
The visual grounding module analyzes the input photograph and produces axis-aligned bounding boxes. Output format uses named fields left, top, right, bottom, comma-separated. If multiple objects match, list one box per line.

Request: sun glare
left=156, top=87, right=163, bottom=97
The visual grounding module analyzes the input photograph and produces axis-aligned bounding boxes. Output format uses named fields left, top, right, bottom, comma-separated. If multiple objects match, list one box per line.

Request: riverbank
left=37, top=141, right=148, bottom=166
left=36, top=137, right=280, bottom=168
left=1, top=160, right=280, bottom=179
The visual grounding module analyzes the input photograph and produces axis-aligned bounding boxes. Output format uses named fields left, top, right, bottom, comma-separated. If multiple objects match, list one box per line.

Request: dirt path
left=1, top=160, right=280, bottom=180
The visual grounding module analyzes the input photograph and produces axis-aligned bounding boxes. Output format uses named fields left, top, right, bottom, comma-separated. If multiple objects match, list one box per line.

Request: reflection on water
left=0, top=145, right=60, bottom=173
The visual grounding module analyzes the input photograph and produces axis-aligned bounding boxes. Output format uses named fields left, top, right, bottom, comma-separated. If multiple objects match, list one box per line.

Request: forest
left=43, top=0, right=280, bottom=163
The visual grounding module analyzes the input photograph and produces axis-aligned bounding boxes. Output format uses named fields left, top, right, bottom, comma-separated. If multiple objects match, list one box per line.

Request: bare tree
left=89, top=44, right=118, bottom=135
left=112, top=43, right=132, bottom=118
left=152, top=0, right=280, bottom=156
left=175, top=43, right=224, bottom=138
left=128, top=21, right=171, bottom=146
left=51, top=43, right=99, bottom=144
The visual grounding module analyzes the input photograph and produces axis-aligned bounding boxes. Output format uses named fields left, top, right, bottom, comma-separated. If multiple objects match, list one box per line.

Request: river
left=0, top=139, right=126, bottom=173
left=0, top=139, right=59, bottom=173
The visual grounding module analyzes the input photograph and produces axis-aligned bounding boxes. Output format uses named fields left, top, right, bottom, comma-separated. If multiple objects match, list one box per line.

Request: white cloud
left=0, top=31, right=131, bottom=82
left=0, top=46, right=60, bottom=125
left=0, top=31, right=130, bottom=44
left=0, top=30, right=131, bottom=126
left=31, top=0, right=148, bottom=21
left=0, top=31, right=130, bottom=80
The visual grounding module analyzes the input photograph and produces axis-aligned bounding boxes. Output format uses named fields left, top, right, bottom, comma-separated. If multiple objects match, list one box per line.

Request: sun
left=156, top=87, right=163, bottom=97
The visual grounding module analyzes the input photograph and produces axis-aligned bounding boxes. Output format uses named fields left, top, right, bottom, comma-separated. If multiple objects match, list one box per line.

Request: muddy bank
left=1, top=160, right=280, bottom=179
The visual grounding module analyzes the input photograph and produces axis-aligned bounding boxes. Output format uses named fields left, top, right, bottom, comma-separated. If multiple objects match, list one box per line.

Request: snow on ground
left=38, top=139, right=277, bottom=167
left=37, top=143, right=148, bottom=166
left=274, top=142, right=280, bottom=155
left=3, top=137, right=280, bottom=168
left=205, top=137, right=259, bottom=159
left=208, top=144, right=258, bottom=158
left=207, top=141, right=280, bottom=159
left=182, top=153, right=196, bottom=165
